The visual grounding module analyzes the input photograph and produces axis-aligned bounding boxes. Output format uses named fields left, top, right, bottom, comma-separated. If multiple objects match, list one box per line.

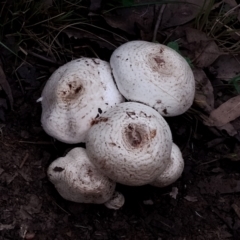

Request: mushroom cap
left=110, top=40, right=195, bottom=117
left=47, top=147, right=116, bottom=204
left=104, top=191, right=125, bottom=210
left=40, top=58, right=124, bottom=144
left=151, top=143, right=184, bottom=187
left=86, top=102, right=172, bottom=186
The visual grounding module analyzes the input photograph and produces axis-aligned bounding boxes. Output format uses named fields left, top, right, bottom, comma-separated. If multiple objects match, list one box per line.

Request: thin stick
left=27, top=51, right=62, bottom=65
left=152, top=4, right=166, bottom=42
left=19, top=152, right=29, bottom=169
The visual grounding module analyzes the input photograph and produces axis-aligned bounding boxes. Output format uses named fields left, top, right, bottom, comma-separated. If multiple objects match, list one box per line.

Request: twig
left=19, top=152, right=29, bottom=169
left=152, top=4, right=166, bottom=42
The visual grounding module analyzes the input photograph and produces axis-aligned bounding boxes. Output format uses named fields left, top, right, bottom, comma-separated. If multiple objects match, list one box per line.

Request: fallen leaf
left=209, top=55, right=240, bottom=80
left=103, top=1, right=154, bottom=36
left=205, top=95, right=240, bottom=127
left=185, top=28, right=221, bottom=68
left=231, top=117, right=240, bottom=138
left=161, top=0, right=208, bottom=29
left=223, top=0, right=238, bottom=7
left=193, top=68, right=214, bottom=113
left=0, top=65, right=13, bottom=109
left=169, top=27, right=221, bottom=68
left=218, top=123, right=237, bottom=136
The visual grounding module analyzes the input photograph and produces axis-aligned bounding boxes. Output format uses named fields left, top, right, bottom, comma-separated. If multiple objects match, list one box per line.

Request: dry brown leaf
left=218, top=123, right=237, bottom=136
left=0, top=65, right=13, bottom=110
left=193, top=69, right=214, bottom=113
left=223, top=0, right=238, bottom=7
left=205, top=95, right=240, bottom=127
left=161, top=0, right=208, bottom=28
left=103, top=1, right=155, bottom=36
left=209, top=55, right=240, bottom=80
left=169, top=27, right=220, bottom=68
left=184, top=28, right=221, bottom=68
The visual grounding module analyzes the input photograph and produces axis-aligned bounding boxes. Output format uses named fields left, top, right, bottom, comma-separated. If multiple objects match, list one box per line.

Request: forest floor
left=1, top=0, right=240, bottom=239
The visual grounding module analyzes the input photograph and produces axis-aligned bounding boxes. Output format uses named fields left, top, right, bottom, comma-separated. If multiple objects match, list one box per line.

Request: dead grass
left=0, top=0, right=91, bottom=65
left=195, top=1, right=240, bottom=54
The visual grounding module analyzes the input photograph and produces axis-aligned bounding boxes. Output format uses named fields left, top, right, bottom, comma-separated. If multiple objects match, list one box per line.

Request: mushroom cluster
left=40, top=40, right=195, bottom=209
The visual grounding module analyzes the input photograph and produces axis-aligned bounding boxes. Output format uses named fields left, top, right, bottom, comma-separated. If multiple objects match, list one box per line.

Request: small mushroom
left=86, top=102, right=172, bottom=186
left=47, top=147, right=116, bottom=205
left=39, top=58, right=124, bottom=144
left=104, top=191, right=125, bottom=210
left=151, top=143, right=184, bottom=187
left=110, top=40, right=195, bottom=117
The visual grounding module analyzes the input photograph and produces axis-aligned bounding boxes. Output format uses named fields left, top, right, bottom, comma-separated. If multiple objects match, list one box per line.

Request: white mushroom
left=47, top=147, right=116, bottom=204
left=86, top=102, right=172, bottom=186
left=151, top=143, right=184, bottom=187
left=40, top=58, right=124, bottom=144
left=110, top=40, right=195, bottom=117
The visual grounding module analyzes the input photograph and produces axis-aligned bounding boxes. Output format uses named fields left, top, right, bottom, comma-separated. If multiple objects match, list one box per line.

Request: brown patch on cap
left=153, top=57, right=165, bottom=66
left=126, top=111, right=136, bottom=118
left=163, top=108, right=168, bottom=115
left=60, top=80, right=83, bottom=102
left=91, top=117, right=108, bottom=126
left=124, top=124, right=148, bottom=148
left=150, top=129, right=157, bottom=139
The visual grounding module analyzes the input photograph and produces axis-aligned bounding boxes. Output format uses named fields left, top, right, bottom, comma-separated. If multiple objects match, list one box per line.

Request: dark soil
left=1, top=77, right=240, bottom=240
left=1, top=2, right=240, bottom=240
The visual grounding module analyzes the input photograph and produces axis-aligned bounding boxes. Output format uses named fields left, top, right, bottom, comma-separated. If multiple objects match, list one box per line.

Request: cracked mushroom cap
left=86, top=102, right=172, bottom=186
left=47, top=147, right=116, bottom=204
left=151, top=143, right=184, bottom=187
left=40, top=58, right=124, bottom=144
left=110, top=40, right=195, bottom=117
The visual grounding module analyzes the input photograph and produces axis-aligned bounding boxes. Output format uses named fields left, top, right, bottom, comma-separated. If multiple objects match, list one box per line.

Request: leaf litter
left=205, top=95, right=240, bottom=127
left=193, top=68, right=214, bottom=113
